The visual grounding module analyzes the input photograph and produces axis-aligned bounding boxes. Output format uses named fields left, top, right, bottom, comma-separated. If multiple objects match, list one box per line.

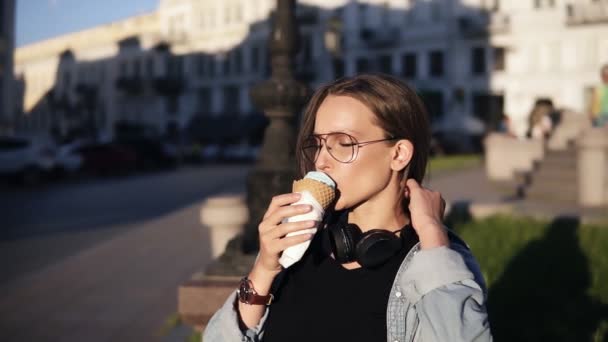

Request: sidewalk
left=0, top=176, right=246, bottom=342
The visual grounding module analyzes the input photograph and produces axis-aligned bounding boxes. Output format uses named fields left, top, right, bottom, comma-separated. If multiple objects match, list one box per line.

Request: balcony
left=115, top=76, right=144, bottom=96
left=565, top=2, right=608, bottom=26
left=458, top=12, right=510, bottom=38
left=153, top=75, right=185, bottom=96
left=359, top=27, right=400, bottom=49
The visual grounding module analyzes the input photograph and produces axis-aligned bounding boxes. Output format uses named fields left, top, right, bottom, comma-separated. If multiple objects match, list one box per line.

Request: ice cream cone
left=292, top=178, right=336, bottom=209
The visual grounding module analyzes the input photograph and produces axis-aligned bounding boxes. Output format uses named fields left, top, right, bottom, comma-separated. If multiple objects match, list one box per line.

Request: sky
left=16, top=0, right=160, bottom=47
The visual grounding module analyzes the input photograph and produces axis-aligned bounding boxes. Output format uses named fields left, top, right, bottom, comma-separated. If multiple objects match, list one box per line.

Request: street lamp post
left=205, top=0, right=309, bottom=275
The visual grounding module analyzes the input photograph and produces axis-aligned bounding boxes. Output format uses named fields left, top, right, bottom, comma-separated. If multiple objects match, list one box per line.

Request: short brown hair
left=295, top=73, right=431, bottom=184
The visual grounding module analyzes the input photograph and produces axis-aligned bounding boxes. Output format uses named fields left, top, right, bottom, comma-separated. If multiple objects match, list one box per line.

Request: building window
left=402, top=53, right=417, bottom=79
left=167, top=56, right=183, bottom=78
left=234, top=49, right=243, bottom=74
left=119, top=61, right=127, bottom=76
left=471, top=47, right=486, bottom=75
left=430, top=2, right=441, bottom=21
left=223, top=85, right=240, bottom=114
left=300, top=34, right=313, bottom=65
left=356, top=58, right=371, bottom=73
left=146, top=57, right=154, bottom=78
left=209, top=56, right=216, bottom=77
left=133, top=59, right=141, bottom=78
left=378, top=55, right=392, bottom=74
left=493, top=47, right=505, bottom=71
left=251, top=45, right=259, bottom=73
left=63, top=71, right=71, bottom=89
left=419, top=90, right=444, bottom=121
left=332, top=58, right=345, bottom=78
left=429, top=50, right=444, bottom=77
left=198, top=87, right=211, bottom=114
left=225, top=5, right=231, bottom=24
left=196, top=55, right=205, bottom=77
left=235, top=4, right=243, bottom=22
left=222, top=54, right=231, bottom=75
left=166, top=96, right=179, bottom=114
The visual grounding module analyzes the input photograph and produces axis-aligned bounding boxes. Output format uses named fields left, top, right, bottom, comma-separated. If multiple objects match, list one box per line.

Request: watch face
left=238, top=278, right=253, bottom=304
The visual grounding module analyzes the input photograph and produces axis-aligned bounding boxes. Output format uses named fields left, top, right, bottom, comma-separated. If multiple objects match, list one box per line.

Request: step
left=525, top=181, right=578, bottom=202
left=525, top=186, right=578, bottom=203
left=533, top=166, right=578, bottom=182
left=527, top=177, right=578, bottom=191
left=540, top=157, right=577, bottom=169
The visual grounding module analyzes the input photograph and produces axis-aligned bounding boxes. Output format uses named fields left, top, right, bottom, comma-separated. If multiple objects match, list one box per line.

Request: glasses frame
left=302, top=132, right=398, bottom=164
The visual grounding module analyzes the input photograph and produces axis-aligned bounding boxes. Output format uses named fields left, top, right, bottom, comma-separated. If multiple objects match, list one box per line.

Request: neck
left=347, top=178, right=409, bottom=233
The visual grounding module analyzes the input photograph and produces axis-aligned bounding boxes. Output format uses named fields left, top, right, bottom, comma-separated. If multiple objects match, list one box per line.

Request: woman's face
left=313, top=95, right=395, bottom=211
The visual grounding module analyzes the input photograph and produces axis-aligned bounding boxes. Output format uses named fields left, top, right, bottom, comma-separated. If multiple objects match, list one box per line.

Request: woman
left=204, top=74, right=492, bottom=341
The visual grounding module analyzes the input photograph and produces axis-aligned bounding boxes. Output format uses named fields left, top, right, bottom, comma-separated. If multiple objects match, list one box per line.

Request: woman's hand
left=405, top=179, right=449, bottom=249
left=239, top=193, right=316, bottom=329
left=253, top=193, right=317, bottom=277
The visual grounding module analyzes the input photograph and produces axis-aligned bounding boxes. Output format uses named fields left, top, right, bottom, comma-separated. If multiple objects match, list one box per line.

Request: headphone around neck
left=324, top=211, right=418, bottom=269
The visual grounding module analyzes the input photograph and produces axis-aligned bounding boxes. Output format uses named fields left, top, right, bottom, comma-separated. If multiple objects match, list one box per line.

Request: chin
left=333, top=198, right=348, bottom=211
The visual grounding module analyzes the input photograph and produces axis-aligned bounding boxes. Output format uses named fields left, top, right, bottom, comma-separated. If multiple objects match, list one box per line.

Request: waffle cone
left=292, top=178, right=336, bottom=210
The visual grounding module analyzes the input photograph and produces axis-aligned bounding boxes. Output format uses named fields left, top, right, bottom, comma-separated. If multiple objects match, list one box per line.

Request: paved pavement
left=0, top=164, right=250, bottom=342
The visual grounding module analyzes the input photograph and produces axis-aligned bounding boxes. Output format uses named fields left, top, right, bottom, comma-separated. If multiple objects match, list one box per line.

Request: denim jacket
left=203, top=234, right=492, bottom=342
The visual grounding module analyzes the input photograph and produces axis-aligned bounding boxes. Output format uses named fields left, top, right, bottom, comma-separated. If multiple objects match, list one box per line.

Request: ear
left=390, top=139, right=413, bottom=172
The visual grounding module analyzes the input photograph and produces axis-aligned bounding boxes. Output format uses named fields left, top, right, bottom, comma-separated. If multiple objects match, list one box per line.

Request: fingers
left=264, top=220, right=317, bottom=239
left=406, top=178, right=421, bottom=190
left=260, top=204, right=313, bottom=232
left=262, top=193, right=302, bottom=220
left=259, top=224, right=315, bottom=254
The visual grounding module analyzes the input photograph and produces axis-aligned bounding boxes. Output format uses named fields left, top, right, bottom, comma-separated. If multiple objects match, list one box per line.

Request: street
left=0, top=164, right=250, bottom=341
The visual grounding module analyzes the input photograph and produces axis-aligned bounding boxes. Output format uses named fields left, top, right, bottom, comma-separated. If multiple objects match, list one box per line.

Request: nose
left=314, top=142, right=332, bottom=171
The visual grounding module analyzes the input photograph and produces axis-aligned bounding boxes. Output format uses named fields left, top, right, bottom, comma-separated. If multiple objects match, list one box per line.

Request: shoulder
left=446, top=230, right=487, bottom=293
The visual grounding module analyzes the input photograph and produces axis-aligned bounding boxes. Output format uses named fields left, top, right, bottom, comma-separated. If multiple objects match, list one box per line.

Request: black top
left=262, top=214, right=419, bottom=342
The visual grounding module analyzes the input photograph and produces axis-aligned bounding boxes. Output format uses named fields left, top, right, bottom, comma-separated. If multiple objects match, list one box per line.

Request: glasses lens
left=302, top=135, right=321, bottom=163
left=326, top=133, right=356, bottom=163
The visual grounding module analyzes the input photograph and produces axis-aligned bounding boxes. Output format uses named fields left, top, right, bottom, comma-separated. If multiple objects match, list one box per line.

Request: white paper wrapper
left=279, top=190, right=324, bottom=268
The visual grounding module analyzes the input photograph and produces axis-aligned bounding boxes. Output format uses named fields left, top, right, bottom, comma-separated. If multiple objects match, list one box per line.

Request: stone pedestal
left=577, top=127, right=608, bottom=207
left=484, top=132, right=544, bottom=182
left=548, top=109, right=591, bottom=150
left=178, top=276, right=240, bottom=331
left=200, top=194, right=249, bottom=259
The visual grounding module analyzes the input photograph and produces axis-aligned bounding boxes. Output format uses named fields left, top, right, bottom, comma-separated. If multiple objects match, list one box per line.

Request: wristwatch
left=237, top=277, right=274, bottom=305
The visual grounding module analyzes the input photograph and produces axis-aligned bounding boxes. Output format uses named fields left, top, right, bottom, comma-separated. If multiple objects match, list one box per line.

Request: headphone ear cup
left=328, top=223, right=361, bottom=263
left=356, top=230, right=402, bottom=269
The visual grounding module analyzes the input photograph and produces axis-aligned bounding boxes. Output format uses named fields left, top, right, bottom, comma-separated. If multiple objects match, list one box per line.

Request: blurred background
left=0, top=0, right=607, bottom=341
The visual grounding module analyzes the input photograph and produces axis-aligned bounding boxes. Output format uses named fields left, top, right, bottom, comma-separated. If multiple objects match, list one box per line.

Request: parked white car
left=0, top=136, right=56, bottom=185
left=55, top=141, right=84, bottom=174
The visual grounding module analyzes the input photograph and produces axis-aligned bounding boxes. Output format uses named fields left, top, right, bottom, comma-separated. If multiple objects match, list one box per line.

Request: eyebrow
left=312, top=129, right=361, bottom=135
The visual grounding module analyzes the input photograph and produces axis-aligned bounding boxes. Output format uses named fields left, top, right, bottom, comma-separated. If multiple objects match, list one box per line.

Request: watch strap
left=238, top=277, right=274, bottom=305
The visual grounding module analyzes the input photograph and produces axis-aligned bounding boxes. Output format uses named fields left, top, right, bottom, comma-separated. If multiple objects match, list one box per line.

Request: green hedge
left=453, top=215, right=608, bottom=341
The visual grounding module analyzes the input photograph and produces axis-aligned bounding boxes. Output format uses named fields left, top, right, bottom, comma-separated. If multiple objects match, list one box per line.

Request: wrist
left=248, top=264, right=280, bottom=295
left=417, top=223, right=449, bottom=249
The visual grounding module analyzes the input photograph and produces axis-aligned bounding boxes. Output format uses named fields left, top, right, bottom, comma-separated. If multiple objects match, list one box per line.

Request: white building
left=1, top=0, right=16, bottom=134
left=13, top=0, right=608, bottom=141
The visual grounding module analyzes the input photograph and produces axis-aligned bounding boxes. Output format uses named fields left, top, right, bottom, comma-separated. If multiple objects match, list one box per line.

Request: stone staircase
left=523, top=145, right=578, bottom=203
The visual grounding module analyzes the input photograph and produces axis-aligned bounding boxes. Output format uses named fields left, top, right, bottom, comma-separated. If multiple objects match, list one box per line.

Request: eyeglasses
left=301, top=132, right=398, bottom=164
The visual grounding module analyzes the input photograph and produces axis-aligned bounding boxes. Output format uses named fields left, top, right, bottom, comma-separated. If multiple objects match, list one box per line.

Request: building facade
left=13, top=0, right=608, bottom=141
left=1, top=0, right=16, bottom=134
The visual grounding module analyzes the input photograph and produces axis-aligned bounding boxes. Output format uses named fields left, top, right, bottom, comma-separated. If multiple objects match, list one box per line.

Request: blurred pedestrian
left=527, top=98, right=553, bottom=140
left=589, top=64, right=608, bottom=127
